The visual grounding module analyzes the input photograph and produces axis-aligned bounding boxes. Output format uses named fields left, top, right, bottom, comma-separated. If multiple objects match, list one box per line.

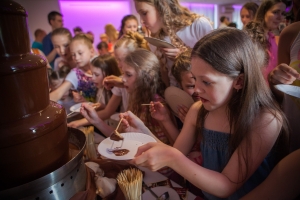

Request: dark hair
left=91, top=55, right=121, bottom=78
left=172, top=49, right=192, bottom=84
left=192, top=28, right=289, bottom=182
left=97, top=41, right=109, bottom=50
left=220, top=16, right=227, bottom=22
left=48, top=65, right=70, bottom=81
left=242, top=2, right=259, bottom=19
left=118, top=15, right=138, bottom=39
left=228, top=22, right=237, bottom=28
left=34, top=29, right=45, bottom=38
left=47, top=11, right=62, bottom=25
left=91, top=55, right=121, bottom=104
left=255, top=0, right=287, bottom=27
left=73, top=26, right=83, bottom=32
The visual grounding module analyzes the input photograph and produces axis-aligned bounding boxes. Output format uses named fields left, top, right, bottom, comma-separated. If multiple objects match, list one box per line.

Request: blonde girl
left=67, top=55, right=121, bottom=128
left=122, top=28, right=289, bottom=199
left=134, top=0, right=212, bottom=87
left=69, top=32, right=149, bottom=128
left=50, top=34, right=97, bottom=102
left=51, top=27, right=76, bottom=70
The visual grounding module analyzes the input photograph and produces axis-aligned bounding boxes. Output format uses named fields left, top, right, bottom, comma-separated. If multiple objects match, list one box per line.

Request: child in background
left=68, top=32, right=149, bottom=128
left=240, top=2, right=259, bottom=27
left=134, top=0, right=212, bottom=87
left=32, top=29, right=46, bottom=52
left=48, top=66, right=74, bottom=111
left=121, top=28, right=289, bottom=199
left=254, top=0, right=287, bottom=82
left=50, top=34, right=97, bottom=103
left=96, top=41, right=110, bottom=56
left=82, top=49, right=179, bottom=180
left=118, top=15, right=138, bottom=39
left=51, top=27, right=77, bottom=71
left=68, top=54, right=121, bottom=128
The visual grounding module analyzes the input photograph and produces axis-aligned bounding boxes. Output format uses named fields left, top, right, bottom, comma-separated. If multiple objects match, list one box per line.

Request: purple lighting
left=59, top=0, right=131, bottom=47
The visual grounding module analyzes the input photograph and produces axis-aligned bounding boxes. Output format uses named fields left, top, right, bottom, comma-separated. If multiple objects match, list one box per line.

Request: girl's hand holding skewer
left=103, top=75, right=124, bottom=90
left=149, top=101, right=170, bottom=122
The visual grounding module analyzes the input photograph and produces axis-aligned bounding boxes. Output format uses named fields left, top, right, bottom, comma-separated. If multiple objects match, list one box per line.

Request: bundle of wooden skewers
left=116, top=168, right=143, bottom=200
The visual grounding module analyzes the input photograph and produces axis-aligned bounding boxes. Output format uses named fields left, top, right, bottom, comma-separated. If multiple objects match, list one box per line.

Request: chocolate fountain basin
left=0, top=128, right=87, bottom=199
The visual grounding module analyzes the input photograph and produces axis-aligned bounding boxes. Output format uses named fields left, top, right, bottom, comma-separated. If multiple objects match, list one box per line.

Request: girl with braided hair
left=134, top=0, right=213, bottom=87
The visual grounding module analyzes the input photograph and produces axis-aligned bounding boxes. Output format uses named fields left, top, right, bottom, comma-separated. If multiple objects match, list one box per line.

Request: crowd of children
left=32, top=0, right=300, bottom=199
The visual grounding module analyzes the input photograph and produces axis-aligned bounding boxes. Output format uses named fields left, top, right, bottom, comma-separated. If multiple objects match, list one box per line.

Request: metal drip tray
left=0, top=128, right=87, bottom=200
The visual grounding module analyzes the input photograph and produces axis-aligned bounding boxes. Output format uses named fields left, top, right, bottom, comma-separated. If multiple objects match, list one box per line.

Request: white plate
left=144, top=37, right=175, bottom=49
left=275, top=84, right=300, bottom=98
left=70, top=103, right=82, bottom=112
left=142, top=186, right=180, bottom=200
left=97, top=132, right=156, bottom=160
left=164, top=86, right=194, bottom=117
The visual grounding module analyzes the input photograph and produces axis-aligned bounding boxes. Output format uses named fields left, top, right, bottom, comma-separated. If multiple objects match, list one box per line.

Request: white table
left=139, top=166, right=196, bottom=200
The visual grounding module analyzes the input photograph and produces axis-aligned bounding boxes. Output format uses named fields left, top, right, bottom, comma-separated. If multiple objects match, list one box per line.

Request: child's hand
left=80, top=103, right=101, bottom=125
left=161, top=47, right=181, bottom=60
left=67, top=119, right=85, bottom=128
left=150, top=101, right=170, bottom=122
left=103, top=75, right=124, bottom=90
left=269, top=63, right=300, bottom=85
left=132, top=142, right=179, bottom=170
left=120, top=111, right=147, bottom=133
left=178, top=104, right=189, bottom=123
left=72, top=90, right=86, bottom=103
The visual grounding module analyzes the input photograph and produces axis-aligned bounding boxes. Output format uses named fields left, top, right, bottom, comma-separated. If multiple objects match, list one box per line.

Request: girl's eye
left=64, top=44, right=69, bottom=48
left=125, top=73, right=132, bottom=77
left=203, top=81, right=211, bottom=85
left=142, top=12, right=147, bottom=16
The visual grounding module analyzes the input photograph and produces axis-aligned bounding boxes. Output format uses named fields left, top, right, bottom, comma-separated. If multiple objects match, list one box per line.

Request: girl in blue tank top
left=122, top=28, right=289, bottom=199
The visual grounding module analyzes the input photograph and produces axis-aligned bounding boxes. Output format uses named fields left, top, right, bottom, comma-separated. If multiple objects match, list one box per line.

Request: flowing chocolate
left=0, top=0, right=69, bottom=190
left=111, top=149, right=129, bottom=156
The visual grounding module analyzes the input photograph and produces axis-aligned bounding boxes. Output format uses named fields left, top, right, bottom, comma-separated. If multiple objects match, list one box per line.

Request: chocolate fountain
left=0, top=1, right=87, bottom=199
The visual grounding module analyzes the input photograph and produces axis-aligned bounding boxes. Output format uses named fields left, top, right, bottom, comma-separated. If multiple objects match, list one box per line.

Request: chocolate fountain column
left=0, top=0, right=69, bottom=190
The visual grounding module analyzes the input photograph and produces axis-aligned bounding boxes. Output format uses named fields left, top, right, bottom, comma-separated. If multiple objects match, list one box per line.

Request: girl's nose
left=122, top=77, right=126, bottom=83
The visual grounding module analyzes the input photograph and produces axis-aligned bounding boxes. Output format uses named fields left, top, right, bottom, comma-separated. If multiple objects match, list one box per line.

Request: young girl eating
left=68, top=32, right=149, bottom=129
left=50, top=34, right=97, bottom=103
left=121, top=28, right=289, bottom=199
left=67, top=55, right=121, bottom=128
left=134, top=0, right=212, bottom=87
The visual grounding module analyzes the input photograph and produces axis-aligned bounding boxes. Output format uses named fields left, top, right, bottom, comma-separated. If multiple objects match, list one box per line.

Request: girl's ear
left=233, top=73, right=244, bottom=90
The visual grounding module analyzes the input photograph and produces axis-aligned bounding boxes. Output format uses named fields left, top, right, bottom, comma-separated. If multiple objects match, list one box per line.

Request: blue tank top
left=200, top=128, right=274, bottom=200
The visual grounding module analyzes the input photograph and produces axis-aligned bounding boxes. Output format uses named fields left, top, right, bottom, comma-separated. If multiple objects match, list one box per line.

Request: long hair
left=105, top=24, right=118, bottom=43
left=255, top=0, right=287, bottom=29
left=192, top=28, right=289, bottom=182
left=134, top=0, right=200, bottom=51
left=124, top=49, right=165, bottom=128
left=242, top=2, right=259, bottom=21
left=91, top=55, right=121, bottom=105
left=118, top=15, right=138, bottom=39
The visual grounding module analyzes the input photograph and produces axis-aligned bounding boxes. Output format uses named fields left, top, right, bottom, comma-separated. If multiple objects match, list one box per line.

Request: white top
left=111, top=86, right=129, bottom=112
left=218, top=23, right=227, bottom=29
left=65, top=69, right=92, bottom=89
left=150, top=17, right=213, bottom=87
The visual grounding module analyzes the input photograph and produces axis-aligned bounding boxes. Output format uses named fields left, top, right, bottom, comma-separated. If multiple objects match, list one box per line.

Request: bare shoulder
left=184, top=101, right=202, bottom=126
left=252, top=108, right=283, bottom=137
left=280, top=22, right=300, bottom=44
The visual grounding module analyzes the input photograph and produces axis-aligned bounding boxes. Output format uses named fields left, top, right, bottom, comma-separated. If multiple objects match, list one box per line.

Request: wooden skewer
left=115, top=118, right=123, bottom=131
left=141, top=104, right=151, bottom=106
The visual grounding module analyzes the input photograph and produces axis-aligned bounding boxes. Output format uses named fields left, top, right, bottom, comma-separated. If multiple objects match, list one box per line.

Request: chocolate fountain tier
left=0, top=101, right=69, bottom=190
left=0, top=54, right=49, bottom=123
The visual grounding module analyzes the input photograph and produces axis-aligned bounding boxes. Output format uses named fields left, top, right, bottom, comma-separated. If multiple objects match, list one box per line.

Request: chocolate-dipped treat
left=0, top=0, right=69, bottom=190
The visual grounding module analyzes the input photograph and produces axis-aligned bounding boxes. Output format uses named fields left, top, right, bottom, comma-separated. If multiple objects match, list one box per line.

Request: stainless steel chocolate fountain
left=0, top=1, right=87, bottom=199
